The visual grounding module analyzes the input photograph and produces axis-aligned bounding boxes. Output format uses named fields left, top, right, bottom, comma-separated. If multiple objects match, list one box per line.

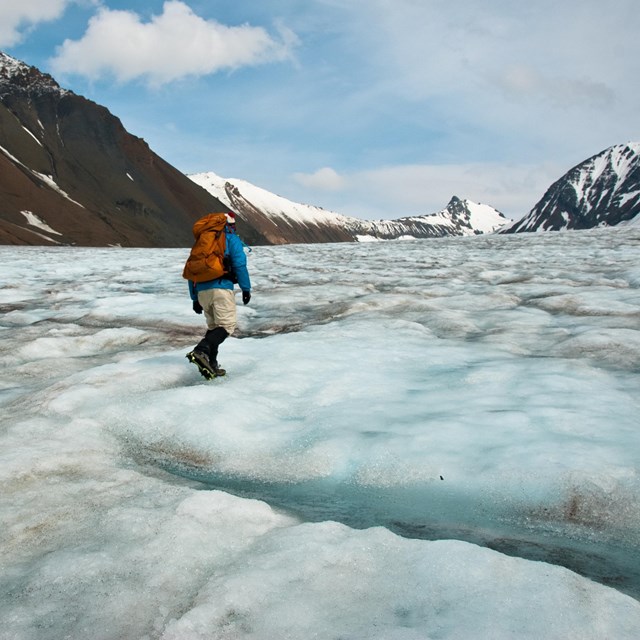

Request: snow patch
left=32, top=172, right=86, bottom=209
left=20, top=211, right=62, bottom=236
left=465, top=200, right=508, bottom=233
left=0, top=144, right=25, bottom=167
left=21, top=126, right=42, bottom=147
left=619, top=190, right=640, bottom=207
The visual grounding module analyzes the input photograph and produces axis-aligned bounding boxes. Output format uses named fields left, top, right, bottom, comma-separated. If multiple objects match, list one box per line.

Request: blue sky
left=2, top=0, right=639, bottom=220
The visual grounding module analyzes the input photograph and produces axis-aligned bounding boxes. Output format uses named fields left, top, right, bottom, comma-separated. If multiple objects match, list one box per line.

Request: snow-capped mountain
left=190, top=172, right=511, bottom=244
left=0, top=51, right=229, bottom=247
left=189, top=172, right=355, bottom=244
left=348, top=196, right=510, bottom=240
left=504, top=142, right=640, bottom=233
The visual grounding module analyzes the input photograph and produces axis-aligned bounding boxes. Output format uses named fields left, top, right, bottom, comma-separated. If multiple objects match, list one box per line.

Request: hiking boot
left=186, top=349, right=225, bottom=379
left=210, top=361, right=226, bottom=377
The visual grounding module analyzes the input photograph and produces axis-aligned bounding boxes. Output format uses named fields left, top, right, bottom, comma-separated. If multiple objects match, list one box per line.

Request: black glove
left=242, top=291, right=251, bottom=305
left=193, top=300, right=203, bottom=314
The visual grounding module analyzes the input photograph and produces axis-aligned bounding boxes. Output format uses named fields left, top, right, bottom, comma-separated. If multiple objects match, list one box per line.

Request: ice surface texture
left=1, top=228, right=640, bottom=639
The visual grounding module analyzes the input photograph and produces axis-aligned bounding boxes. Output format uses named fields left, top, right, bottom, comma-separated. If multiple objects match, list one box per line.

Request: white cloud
left=293, top=167, right=345, bottom=191
left=356, top=0, right=633, bottom=104
left=331, top=0, right=638, bottom=152
left=296, top=161, right=567, bottom=221
left=49, top=0, right=296, bottom=85
left=0, top=0, right=71, bottom=47
left=352, top=161, right=569, bottom=219
left=496, top=64, right=615, bottom=110
left=245, top=0, right=636, bottom=229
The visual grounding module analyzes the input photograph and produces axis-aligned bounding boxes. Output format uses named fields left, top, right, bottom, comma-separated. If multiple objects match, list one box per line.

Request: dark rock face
left=504, top=143, right=640, bottom=233
left=0, top=52, right=234, bottom=247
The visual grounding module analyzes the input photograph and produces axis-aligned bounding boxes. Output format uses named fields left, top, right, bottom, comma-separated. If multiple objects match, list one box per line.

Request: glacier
left=1, top=227, right=640, bottom=639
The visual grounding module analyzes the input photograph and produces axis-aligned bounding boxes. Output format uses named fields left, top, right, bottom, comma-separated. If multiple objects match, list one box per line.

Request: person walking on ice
left=183, top=212, right=251, bottom=379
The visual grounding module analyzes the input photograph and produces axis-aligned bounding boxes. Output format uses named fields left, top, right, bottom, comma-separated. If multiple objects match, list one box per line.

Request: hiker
left=184, top=212, right=251, bottom=378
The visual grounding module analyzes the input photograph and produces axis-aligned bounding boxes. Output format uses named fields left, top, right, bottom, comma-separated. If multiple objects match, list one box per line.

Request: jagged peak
left=0, top=52, right=25, bottom=76
left=0, top=50, right=69, bottom=97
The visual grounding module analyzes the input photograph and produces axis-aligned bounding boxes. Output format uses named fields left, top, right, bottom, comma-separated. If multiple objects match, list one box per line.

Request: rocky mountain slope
left=504, top=142, right=640, bottom=233
left=0, top=51, right=230, bottom=247
left=190, top=172, right=510, bottom=244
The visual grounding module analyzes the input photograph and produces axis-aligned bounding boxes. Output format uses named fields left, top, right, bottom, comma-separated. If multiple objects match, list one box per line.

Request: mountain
left=190, top=172, right=511, bottom=243
left=0, top=51, right=509, bottom=247
left=0, top=51, right=230, bottom=247
left=347, top=196, right=511, bottom=240
left=504, top=142, right=640, bottom=233
left=189, top=172, right=355, bottom=245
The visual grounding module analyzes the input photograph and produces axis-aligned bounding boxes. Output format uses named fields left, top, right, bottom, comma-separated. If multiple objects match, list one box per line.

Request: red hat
left=226, top=212, right=236, bottom=225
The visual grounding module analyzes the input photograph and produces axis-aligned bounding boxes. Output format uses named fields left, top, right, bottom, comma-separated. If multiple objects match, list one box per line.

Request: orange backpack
left=182, top=213, right=228, bottom=283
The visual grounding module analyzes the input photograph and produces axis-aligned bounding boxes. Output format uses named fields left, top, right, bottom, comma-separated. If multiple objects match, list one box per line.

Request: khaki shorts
left=197, top=288, right=237, bottom=334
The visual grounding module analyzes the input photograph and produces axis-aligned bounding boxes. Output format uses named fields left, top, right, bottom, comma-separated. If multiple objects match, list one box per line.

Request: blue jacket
left=188, top=231, right=251, bottom=301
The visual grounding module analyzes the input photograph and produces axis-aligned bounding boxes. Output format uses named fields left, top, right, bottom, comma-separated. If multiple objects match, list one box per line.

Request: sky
left=2, top=0, right=639, bottom=221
